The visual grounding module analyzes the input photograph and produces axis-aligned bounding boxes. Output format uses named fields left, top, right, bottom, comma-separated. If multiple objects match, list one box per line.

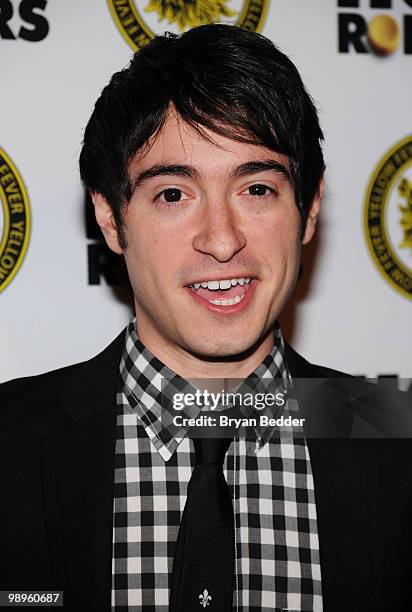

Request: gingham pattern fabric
left=111, top=316, right=323, bottom=611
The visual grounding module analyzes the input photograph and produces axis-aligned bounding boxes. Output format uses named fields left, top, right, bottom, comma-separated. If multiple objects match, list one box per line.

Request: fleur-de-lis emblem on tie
left=199, top=588, right=212, bottom=607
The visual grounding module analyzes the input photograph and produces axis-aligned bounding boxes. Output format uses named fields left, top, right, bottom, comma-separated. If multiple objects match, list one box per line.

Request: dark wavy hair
left=79, top=24, right=324, bottom=249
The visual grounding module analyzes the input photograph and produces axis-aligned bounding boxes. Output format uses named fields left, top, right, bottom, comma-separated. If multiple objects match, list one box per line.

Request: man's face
left=95, top=112, right=320, bottom=358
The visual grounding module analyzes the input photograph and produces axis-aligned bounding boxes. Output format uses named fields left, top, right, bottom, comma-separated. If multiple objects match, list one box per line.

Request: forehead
left=129, top=112, right=290, bottom=175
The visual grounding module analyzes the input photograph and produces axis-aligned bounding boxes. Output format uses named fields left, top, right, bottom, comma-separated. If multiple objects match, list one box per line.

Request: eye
left=154, top=187, right=194, bottom=206
left=244, top=184, right=275, bottom=197
left=158, top=188, right=183, bottom=203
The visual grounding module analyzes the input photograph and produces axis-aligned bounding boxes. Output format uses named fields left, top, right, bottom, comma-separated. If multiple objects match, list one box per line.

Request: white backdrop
left=1, top=0, right=411, bottom=383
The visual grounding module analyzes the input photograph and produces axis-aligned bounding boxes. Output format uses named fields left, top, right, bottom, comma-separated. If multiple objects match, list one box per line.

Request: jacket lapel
left=285, top=344, right=384, bottom=611
left=40, top=331, right=125, bottom=610
left=307, top=438, right=383, bottom=611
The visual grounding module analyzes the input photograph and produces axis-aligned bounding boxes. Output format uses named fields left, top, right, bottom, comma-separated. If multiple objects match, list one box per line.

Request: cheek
left=123, top=213, right=186, bottom=291
left=250, top=213, right=301, bottom=277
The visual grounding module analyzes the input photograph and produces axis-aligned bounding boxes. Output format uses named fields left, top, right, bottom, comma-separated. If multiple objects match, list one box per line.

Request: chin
left=183, top=332, right=261, bottom=360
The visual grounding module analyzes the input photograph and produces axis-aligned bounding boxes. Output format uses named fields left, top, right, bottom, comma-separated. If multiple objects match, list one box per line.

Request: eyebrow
left=131, top=159, right=291, bottom=192
left=230, top=160, right=291, bottom=182
left=132, top=164, right=200, bottom=191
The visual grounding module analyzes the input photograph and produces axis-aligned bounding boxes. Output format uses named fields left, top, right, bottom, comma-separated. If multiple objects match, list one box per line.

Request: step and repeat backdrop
left=1, top=0, right=411, bottom=383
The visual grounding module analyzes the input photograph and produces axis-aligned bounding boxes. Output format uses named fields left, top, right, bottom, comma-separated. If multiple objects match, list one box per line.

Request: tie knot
left=193, top=437, right=232, bottom=466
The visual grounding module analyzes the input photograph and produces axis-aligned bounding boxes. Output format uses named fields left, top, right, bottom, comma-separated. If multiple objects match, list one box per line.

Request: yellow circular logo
left=367, top=14, right=400, bottom=56
left=0, top=147, right=31, bottom=293
left=364, top=135, right=412, bottom=299
left=108, top=0, right=269, bottom=51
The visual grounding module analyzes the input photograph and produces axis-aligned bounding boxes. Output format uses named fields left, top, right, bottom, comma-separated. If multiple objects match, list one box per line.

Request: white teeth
left=219, top=279, right=232, bottom=290
left=209, top=294, right=244, bottom=306
left=191, top=277, right=253, bottom=290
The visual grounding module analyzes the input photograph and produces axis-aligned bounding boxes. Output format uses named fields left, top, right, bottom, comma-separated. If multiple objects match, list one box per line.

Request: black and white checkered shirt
left=111, top=316, right=323, bottom=611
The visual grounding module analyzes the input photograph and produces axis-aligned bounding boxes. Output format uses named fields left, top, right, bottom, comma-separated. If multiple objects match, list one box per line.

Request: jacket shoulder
left=285, top=342, right=351, bottom=379
left=0, top=329, right=126, bottom=429
left=0, top=362, right=81, bottom=411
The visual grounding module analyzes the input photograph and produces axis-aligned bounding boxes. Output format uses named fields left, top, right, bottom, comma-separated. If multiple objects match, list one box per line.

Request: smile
left=186, top=277, right=258, bottom=313
left=189, top=277, right=251, bottom=305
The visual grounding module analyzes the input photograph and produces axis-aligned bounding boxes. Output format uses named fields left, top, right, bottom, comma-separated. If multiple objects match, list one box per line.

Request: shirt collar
left=119, top=315, right=292, bottom=461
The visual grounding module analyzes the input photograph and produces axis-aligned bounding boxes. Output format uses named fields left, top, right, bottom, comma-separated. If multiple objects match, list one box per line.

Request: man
left=0, top=24, right=411, bottom=612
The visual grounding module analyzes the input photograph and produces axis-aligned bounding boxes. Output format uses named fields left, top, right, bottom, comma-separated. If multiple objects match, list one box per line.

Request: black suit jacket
left=0, top=330, right=411, bottom=611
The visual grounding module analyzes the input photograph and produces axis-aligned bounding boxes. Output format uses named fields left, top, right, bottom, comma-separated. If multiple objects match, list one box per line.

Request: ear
left=91, top=192, right=123, bottom=254
left=302, top=176, right=324, bottom=246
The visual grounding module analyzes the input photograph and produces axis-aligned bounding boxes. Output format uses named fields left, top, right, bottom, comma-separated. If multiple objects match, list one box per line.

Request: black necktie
left=169, top=437, right=234, bottom=611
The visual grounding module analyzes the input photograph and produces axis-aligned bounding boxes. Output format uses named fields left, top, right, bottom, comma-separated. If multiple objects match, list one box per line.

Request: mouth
left=185, top=276, right=258, bottom=314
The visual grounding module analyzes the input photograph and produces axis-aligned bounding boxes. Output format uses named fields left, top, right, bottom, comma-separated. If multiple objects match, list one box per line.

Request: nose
left=192, top=202, right=247, bottom=262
